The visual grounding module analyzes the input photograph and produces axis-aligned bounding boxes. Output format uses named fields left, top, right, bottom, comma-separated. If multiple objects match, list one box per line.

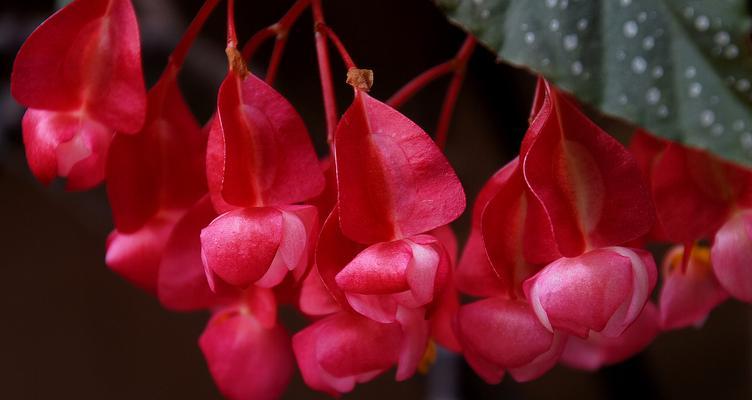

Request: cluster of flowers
left=10, top=0, right=752, bottom=398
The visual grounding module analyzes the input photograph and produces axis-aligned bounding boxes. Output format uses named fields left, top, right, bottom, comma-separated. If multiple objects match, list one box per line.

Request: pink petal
left=200, top=207, right=283, bottom=288
left=711, top=210, right=752, bottom=302
left=107, top=74, right=206, bottom=233
left=395, top=306, right=430, bottom=381
left=256, top=205, right=318, bottom=288
left=211, top=71, right=323, bottom=210
left=562, top=303, right=659, bottom=371
left=659, top=245, right=729, bottom=330
left=336, top=240, right=412, bottom=294
left=105, top=212, right=180, bottom=293
left=334, top=90, right=465, bottom=243
left=200, top=309, right=293, bottom=400
left=521, top=79, right=654, bottom=255
left=12, top=0, right=146, bottom=133
left=22, top=108, right=111, bottom=190
left=299, top=266, right=341, bottom=317
left=524, top=247, right=656, bottom=338
left=158, top=196, right=239, bottom=311
left=455, top=229, right=505, bottom=297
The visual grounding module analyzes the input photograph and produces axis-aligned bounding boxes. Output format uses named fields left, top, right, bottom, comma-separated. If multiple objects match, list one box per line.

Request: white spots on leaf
left=631, top=56, right=647, bottom=74
left=710, top=95, right=720, bottom=105
left=684, top=7, right=694, bottom=19
left=525, top=32, right=536, bottom=44
left=741, top=132, right=752, bottom=149
left=545, top=0, right=557, bottom=8
left=688, top=82, right=702, bottom=98
left=711, top=124, right=725, bottom=136
left=542, top=58, right=551, bottom=66
left=733, top=120, right=745, bottom=131
left=559, top=0, right=569, bottom=10
left=521, top=22, right=529, bottom=31
left=714, top=31, right=730, bottom=46
left=646, top=87, right=661, bottom=104
left=724, top=45, right=739, bottom=59
left=618, top=94, right=628, bottom=105
left=642, top=36, right=655, bottom=50
left=620, top=0, right=632, bottom=7
left=550, top=19, right=560, bottom=32
left=700, top=110, right=715, bottom=127
left=694, top=15, right=710, bottom=31
left=481, top=9, right=490, bottom=19
left=637, top=12, right=648, bottom=23
left=563, top=34, right=578, bottom=51
left=571, top=61, right=583, bottom=75
left=616, top=49, right=626, bottom=61
left=623, top=21, right=638, bottom=38
left=685, top=66, right=697, bottom=79
left=657, top=104, right=669, bottom=118
left=577, top=18, right=589, bottom=31
left=736, top=79, right=750, bottom=92
left=652, top=66, right=664, bottom=79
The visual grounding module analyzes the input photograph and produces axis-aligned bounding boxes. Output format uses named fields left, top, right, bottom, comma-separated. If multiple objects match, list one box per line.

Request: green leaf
left=438, top=0, right=752, bottom=167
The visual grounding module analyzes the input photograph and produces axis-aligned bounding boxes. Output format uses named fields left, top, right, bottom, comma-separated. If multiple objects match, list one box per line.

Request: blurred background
left=0, top=0, right=750, bottom=398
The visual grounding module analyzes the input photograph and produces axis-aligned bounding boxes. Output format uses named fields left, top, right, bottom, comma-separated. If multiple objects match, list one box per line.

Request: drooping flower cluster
left=10, top=0, right=752, bottom=399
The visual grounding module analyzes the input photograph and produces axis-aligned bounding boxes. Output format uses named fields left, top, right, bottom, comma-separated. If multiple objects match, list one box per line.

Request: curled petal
left=455, top=228, right=505, bottom=297
left=200, top=207, right=283, bottom=288
left=299, top=266, right=341, bottom=317
left=293, top=311, right=402, bottom=395
left=561, top=303, right=659, bottom=371
left=521, top=79, right=653, bottom=255
left=12, top=0, right=146, bottom=132
left=334, top=90, right=465, bottom=243
left=158, top=196, right=239, bottom=311
left=22, top=109, right=111, bottom=190
left=210, top=71, right=323, bottom=211
left=200, top=308, right=293, bottom=400
left=457, top=297, right=562, bottom=383
left=105, top=212, right=181, bottom=293
left=524, top=247, right=656, bottom=338
left=107, top=73, right=206, bottom=233
left=711, top=210, right=752, bottom=303
left=659, top=245, right=729, bottom=330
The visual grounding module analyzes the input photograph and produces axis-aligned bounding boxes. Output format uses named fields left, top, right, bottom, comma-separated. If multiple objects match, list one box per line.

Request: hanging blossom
left=630, top=130, right=752, bottom=329
left=455, top=79, right=659, bottom=382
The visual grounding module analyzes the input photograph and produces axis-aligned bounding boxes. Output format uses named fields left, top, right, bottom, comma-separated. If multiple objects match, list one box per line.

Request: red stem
left=434, top=36, right=476, bottom=150
left=226, top=0, right=238, bottom=48
left=312, top=0, right=337, bottom=142
left=386, top=60, right=453, bottom=108
left=317, top=24, right=356, bottom=70
left=168, top=0, right=222, bottom=69
left=241, top=27, right=275, bottom=60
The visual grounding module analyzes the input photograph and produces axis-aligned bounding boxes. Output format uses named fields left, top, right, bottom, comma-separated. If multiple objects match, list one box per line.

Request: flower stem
left=168, top=0, right=222, bottom=69
left=312, top=0, right=337, bottom=143
left=316, top=23, right=356, bottom=70
left=226, top=0, right=238, bottom=48
left=386, top=60, right=453, bottom=108
left=434, top=36, right=475, bottom=150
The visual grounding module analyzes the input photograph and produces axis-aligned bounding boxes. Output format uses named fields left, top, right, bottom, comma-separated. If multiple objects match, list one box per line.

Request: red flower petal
left=210, top=71, right=324, bottom=211
left=334, top=90, right=465, bottom=243
left=200, top=308, right=293, bottom=400
left=158, top=196, right=239, bottom=311
left=521, top=80, right=654, bottom=254
left=711, top=210, right=752, bottom=302
left=524, top=247, right=656, bottom=338
left=107, top=72, right=206, bottom=233
left=22, top=108, right=111, bottom=190
left=12, top=0, right=146, bottom=133
left=200, top=207, right=284, bottom=288
left=659, top=246, right=728, bottom=330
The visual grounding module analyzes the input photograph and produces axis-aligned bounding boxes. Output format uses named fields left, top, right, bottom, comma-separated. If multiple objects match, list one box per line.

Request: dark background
left=0, top=0, right=750, bottom=399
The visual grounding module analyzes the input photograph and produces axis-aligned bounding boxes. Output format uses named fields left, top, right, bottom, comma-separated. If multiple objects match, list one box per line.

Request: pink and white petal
left=395, top=306, right=430, bottom=381
left=711, top=211, right=752, bottom=303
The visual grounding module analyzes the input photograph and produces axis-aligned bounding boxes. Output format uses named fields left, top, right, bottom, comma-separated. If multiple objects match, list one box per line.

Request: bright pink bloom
left=201, top=205, right=318, bottom=289
left=292, top=309, right=428, bottom=396
left=659, top=245, right=728, bottom=330
left=524, top=247, right=657, bottom=338
left=561, top=302, right=659, bottom=371
left=12, top=0, right=146, bottom=188
left=456, top=297, right=566, bottom=383
left=711, top=210, right=752, bottom=302
left=334, top=90, right=465, bottom=244
left=200, top=287, right=294, bottom=400
left=334, top=234, right=450, bottom=323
